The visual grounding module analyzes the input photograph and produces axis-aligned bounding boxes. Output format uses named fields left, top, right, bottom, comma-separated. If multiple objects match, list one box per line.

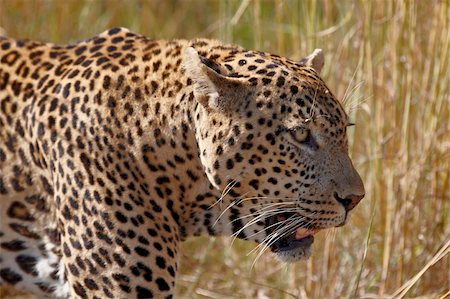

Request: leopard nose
left=334, top=193, right=365, bottom=212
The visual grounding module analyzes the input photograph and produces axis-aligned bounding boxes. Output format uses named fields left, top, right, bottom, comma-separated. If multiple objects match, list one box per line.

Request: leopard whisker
left=309, top=83, right=320, bottom=120
left=346, top=94, right=371, bottom=113
left=249, top=213, right=311, bottom=255
left=213, top=197, right=296, bottom=227
left=210, top=175, right=242, bottom=210
left=229, top=203, right=299, bottom=231
left=250, top=213, right=319, bottom=256
left=230, top=207, right=301, bottom=229
left=343, top=80, right=365, bottom=107
left=233, top=206, right=298, bottom=222
left=239, top=212, right=306, bottom=241
left=341, top=61, right=361, bottom=108
left=232, top=205, right=319, bottom=245
left=229, top=208, right=303, bottom=248
left=251, top=226, right=297, bottom=267
left=230, top=209, right=297, bottom=240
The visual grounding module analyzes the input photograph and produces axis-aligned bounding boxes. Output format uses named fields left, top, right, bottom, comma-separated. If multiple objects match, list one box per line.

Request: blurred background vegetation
left=0, top=0, right=449, bottom=298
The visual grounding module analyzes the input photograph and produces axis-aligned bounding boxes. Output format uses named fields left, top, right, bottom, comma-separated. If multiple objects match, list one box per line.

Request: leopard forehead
left=186, top=44, right=349, bottom=139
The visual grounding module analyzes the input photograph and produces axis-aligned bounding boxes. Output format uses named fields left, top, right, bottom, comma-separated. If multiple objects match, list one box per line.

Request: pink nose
left=334, top=193, right=365, bottom=212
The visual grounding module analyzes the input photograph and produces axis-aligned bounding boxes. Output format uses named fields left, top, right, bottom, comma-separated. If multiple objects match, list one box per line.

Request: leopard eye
left=289, top=128, right=310, bottom=144
left=289, top=128, right=318, bottom=149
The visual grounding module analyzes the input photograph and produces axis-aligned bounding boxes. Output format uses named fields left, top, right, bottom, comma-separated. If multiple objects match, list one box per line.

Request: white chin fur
left=274, top=245, right=312, bottom=263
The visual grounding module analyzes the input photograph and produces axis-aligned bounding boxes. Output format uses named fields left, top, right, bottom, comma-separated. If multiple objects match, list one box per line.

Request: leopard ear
left=300, top=48, right=324, bottom=74
left=183, top=47, right=247, bottom=112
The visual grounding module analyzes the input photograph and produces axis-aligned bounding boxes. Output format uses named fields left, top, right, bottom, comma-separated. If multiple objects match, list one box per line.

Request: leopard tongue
left=295, top=227, right=317, bottom=239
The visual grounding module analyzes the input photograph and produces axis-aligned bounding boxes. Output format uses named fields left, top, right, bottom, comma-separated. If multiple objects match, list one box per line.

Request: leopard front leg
left=0, top=153, right=69, bottom=298
left=55, top=183, right=180, bottom=299
left=0, top=190, right=69, bottom=298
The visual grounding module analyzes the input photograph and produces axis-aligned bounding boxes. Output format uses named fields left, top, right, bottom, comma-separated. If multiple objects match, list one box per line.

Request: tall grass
left=0, top=0, right=448, bottom=298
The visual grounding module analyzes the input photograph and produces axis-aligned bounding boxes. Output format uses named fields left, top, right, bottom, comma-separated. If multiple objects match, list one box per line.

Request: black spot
left=232, top=125, right=241, bottom=136
left=186, top=170, right=199, bottom=182
left=0, top=239, right=26, bottom=251
left=15, top=255, right=38, bottom=276
left=119, top=284, right=131, bottom=293
left=135, top=246, right=149, bottom=257
left=234, top=153, right=244, bottom=162
left=262, top=78, right=271, bottom=85
left=0, top=268, right=22, bottom=284
left=63, top=242, right=72, bottom=257
left=156, top=277, right=171, bottom=291
left=107, top=96, right=116, bottom=108
left=268, top=177, right=278, bottom=185
left=213, top=175, right=221, bottom=186
left=93, top=37, right=106, bottom=44
left=62, top=83, right=71, bottom=98
left=1, top=42, right=11, bottom=50
left=136, top=262, right=153, bottom=282
left=296, top=97, right=305, bottom=107
left=229, top=208, right=246, bottom=239
left=156, top=256, right=166, bottom=269
left=1, top=50, right=20, bottom=66
left=226, top=159, right=234, bottom=170
left=108, top=27, right=122, bottom=35
left=215, top=146, right=223, bottom=155
left=73, top=282, right=88, bottom=299
left=84, top=278, right=99, bottom=290
left=156, top=176, right=170, bottom=184
left=147, top=228, right=157, bottom=237
left=115, top=211, right=128, bottom=223
left=9, top=223, right=40, bottom=239
left=68, top=263, right=79, bottom=276
left=0, top=177, right=7, bottom=194
left=103, top=287, right=114, bottom=298
left=249, top=179, right=259, bottom=190
left=113, top=253, right=126, bottom=267
left=40, top=175, right=54, bottom=196
left=103, top=75, right=111, bottom=89
left=290, top=85, right=298, bottom=94
left=276, top=76, right=285, bottom=87
left=272, top=166, right=281, bottom=173
left=112, top=273, right=130, bottom=283
left=82, top=235, right=94, bottom=250
left=7, top=201, right=33, bottom=221
left=136, top=286, right=154, bottom=298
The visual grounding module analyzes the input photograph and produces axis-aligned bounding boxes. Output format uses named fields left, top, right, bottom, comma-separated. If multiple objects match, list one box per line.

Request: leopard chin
left=271, top=235, right=314, bottom=263
left=264, top=213, right=318, bottom=262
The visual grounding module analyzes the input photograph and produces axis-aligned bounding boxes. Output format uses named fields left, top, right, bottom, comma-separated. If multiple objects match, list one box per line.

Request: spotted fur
left=0, top=28, right=364, bottom=298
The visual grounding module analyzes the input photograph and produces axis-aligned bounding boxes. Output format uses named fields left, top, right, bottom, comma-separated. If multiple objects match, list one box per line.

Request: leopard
left=0, top=27, right=365, bottom=298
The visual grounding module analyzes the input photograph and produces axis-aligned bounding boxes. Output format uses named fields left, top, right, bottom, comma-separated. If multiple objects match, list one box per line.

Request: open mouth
left=266, top=213, right=318, bottom=254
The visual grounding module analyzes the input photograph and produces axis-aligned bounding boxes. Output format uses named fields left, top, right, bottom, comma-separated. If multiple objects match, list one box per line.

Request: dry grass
left=0, top=0, right=449, bottom=298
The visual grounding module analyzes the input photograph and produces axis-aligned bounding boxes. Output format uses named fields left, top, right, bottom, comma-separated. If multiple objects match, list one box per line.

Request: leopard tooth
left=295, top=228, right=311, bottom=239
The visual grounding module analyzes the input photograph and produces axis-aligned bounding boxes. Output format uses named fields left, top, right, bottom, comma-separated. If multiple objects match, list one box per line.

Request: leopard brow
left=289, top=125, right=308, bottom=131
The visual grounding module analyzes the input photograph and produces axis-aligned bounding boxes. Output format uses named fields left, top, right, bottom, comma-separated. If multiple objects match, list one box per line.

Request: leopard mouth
left=265, top=213, right=319, bottom=262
